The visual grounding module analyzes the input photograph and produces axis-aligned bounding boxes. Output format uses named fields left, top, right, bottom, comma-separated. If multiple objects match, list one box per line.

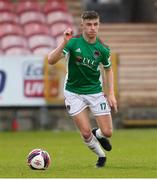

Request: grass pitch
left=0, top=129, right=157, bottom=178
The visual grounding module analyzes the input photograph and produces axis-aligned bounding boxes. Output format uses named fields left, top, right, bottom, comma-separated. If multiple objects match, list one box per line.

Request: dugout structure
left=44, top=56, right=66, bottom=105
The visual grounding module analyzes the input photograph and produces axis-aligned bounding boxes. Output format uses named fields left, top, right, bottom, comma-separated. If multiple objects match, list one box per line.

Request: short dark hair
left=81, top=11, right=99, bottom=20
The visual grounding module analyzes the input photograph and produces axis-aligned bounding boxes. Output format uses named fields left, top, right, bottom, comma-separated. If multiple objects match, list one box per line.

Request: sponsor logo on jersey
left=76, top=56, right=97, bottom=69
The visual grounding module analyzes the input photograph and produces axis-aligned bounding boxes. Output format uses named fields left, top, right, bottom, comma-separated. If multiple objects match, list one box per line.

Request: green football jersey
left=63, top=34, right=111, bottom=94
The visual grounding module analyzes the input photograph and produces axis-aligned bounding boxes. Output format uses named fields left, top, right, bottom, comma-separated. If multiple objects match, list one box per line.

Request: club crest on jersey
left=66, top=105, right=70, bottom=111
left=94, top=50, right=100, bottom=58
left=76, top=56, right=82, bottom=62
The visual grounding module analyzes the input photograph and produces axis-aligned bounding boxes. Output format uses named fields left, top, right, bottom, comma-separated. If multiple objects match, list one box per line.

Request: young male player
left=48, top=11, right=117, bottom=168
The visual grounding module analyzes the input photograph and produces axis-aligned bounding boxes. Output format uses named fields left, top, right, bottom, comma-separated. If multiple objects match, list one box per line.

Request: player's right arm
left=48, top=28, right=73, bottom=65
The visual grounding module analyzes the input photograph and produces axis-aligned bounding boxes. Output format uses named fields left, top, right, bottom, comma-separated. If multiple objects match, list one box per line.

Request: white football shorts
left=64, top=90, right=111, bottom=116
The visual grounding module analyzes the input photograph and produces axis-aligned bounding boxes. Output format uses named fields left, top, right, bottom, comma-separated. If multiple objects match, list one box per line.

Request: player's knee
left=81, top=129, right=91, bottom=140
left=101, top=128, right=112, bottom=138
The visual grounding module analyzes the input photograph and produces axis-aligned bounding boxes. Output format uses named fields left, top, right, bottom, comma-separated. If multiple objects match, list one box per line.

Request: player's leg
left=87, top=92, right=113, bottom=151
left=72, top=109, right=105, bottom=157
left=72, top=109, right=106, bottom=167
left=94, top=114, right=113, bottom=151
left=64, top=90, right=106, bottom=167
left=96, top=114, right=113, bottom=138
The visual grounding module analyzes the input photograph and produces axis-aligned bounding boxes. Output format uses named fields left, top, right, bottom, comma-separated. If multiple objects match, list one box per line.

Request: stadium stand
left=0, top=0, right=14, bottom=12
left=43, top=0, right=74, bottom=45
left=64, top=0, right=82, bottom=26
left=0, top=0, right=18, bottom=24
left=134, top=0, right=157, bottom=22
left=43, top=0, right=68, bottom=13
left=69, top=0, right=157, bottom=110
left=0, top=23, right=23, bottom=37
left=64, top=0, right=157, bottom=127
left=23, top=22, right=56, bottom=55
left=0, top=23, right=29, bottom=54
left=16, top=0, right=41, bottom=14
left=0, top=0, right=156, bottom=99
left=97, top=23, right=157, bottom=127
left=0, top=11, right=19, bottom=24
left=0, top=0, right=157, bottom=128
left=32, top=46, right=53, bottom=55
left=1, top=35, right=27, bottom=51
left=28, top=34, right=56, bottom=54
left=4, top=46, right=31, bottom=55
left=83, top=0, right=136, bottom=22
left=24, top=23, right=50, bottom=37
left=19, top=10, right=46, bottom=25
left=98, top=24, right=157, bottom=107
left=50, top=22, right=72, bottom=37
left=16, top=0, right=46, bottom=25
left=0, top=0, right=75, bottom=55
left=0, top=0, right=156, bottom=96
left=45, top=9, right=73, bottom=25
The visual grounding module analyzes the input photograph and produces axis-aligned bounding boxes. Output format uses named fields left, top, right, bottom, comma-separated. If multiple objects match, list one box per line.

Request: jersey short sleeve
left=63, top=39, right=74, bottom=55
left=101, top=45, right=111, bottom=69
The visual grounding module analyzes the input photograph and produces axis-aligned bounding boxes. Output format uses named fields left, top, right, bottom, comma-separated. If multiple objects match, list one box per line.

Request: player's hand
left=107, top=94, right=118, bottom=113
left=63, top=28, right=73, bottom=43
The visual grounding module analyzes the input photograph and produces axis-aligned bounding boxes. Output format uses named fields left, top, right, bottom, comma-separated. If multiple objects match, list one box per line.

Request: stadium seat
left=4, top=47, right=31, bottom=55
left=46, top=10, right=73, bottom=25
left=0, top=11, right=19, bottom=24
left=15, top=0, right=45, bottom=25
left=0, top=0, right=14, bottom=12
left=0, top=23, right=23, bottom=38
left=50, top=21, right=72, bottom=37
left=0, top=48, right=3, bottom=54
left=43, top=0, right=67, bottom=14
left=0, top=0, right=11, bottom=2
left=19, top=11, right=46, bottom=25
left=43, top=0, right=73, bottom=27
left=16, top=0, right=41, bottom=14
left=24, top=23, right=50, bottom=37
left=1, top=35, right=28, bottom=51
left=32, top=46, right=53, bottom=56
left=28, top=34, right=56, bottom=51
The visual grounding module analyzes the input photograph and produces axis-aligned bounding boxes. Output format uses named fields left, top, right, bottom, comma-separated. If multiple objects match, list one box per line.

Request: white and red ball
left=27, top=149, right=51, bottom=170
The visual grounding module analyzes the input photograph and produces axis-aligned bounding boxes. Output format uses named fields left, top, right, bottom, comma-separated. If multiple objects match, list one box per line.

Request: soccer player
left=48, top=11, right=117, bottom=168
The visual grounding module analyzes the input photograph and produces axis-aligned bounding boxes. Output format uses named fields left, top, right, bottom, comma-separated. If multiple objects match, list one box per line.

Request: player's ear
left=80, top=21, right=83, bottom=27
left=80, top=21, right=83, bottom=30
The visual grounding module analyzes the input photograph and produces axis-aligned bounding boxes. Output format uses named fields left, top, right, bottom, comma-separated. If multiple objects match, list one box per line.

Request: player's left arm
left=101, top=44, right=118, bottom=113
left=104, top=66, right=118, bottom=113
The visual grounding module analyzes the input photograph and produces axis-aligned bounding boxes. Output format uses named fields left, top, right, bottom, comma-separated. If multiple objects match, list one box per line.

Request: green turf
left=0, top=129, right=157, bottom=178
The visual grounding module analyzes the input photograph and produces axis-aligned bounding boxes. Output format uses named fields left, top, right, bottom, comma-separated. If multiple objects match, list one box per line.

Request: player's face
left=81, top=18, right=99, bottom=39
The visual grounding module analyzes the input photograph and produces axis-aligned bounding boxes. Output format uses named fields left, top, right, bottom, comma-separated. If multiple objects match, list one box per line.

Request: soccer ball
left=27, top=149, right=51, bottom=170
